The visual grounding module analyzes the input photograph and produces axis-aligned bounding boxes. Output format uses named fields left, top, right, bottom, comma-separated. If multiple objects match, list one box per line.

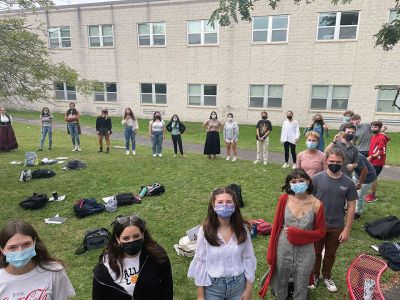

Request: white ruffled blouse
left=187, top=226, right=256, bottom=286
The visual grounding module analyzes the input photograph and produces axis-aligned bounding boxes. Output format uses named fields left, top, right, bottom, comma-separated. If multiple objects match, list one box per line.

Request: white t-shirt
left=104, top=255, right=140, bottom=295
left=150, top=120, right=165, bottom=132
left=0, top=263, right=75, bottom=300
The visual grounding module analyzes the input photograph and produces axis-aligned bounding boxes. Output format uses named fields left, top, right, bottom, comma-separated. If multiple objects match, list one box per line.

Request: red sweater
left=368, top=133, right=391, bottom=166
left=259, top=194, right=326, bottom=299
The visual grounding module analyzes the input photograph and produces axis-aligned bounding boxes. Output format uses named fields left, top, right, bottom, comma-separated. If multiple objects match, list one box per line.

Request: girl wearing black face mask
left=93, top=215, right=173, bottom=300
left=96, top=108, right=112, bottom=153
left=280, top=111, right=300, bottom=169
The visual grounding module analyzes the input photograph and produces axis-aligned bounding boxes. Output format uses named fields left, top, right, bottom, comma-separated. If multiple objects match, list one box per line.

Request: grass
left=9, top=110, right=400, bottom=166
left=0, top=121, right=399, bottom=300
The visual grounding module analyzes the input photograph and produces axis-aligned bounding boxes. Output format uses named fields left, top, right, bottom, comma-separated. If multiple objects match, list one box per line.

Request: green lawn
left=0, top=122, right=399, bottom=300
left=9, top=110, right=400, bottom=165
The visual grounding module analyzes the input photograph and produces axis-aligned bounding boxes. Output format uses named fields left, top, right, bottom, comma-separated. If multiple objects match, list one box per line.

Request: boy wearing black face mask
left=96, top=109, right=112, bottom=153
left=325, top=123, right=358, bottom=179
left=254, top=111, right=272, bottom=165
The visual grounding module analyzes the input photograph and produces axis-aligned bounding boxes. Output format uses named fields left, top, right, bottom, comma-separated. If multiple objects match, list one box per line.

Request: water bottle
left=139, top=187, right=148, bottom=198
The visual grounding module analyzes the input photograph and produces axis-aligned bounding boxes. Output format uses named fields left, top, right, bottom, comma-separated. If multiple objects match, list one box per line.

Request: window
left=187, top=20, right=218, bottom=45
left=376, top=87, right=400, bottom=113
left=94, top=83, right=117, bottom=102
left=140, top=83, right=167, bottom=104
left=252, top=15, right=289, bottom=43
left=137, top=22, right=166, bottom=46
left=54, top=82, right=76, bottom=100
left=389, top=9, right=400, bottom=23
left=249, top=85, right=283, bottom=108
left=188, top=84, right=217, bottom=106
left=48, top=27, right=71, bottom=48
left=88, top=25, right=114, bottom=47
left=317, top=11, right=359, bottom=41
left=310, top=85, right=350, bottom=110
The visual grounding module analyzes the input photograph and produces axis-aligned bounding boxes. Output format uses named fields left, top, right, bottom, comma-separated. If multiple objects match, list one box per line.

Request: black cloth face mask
left=328, top=163, right=341, bottom=173
left=120, top=239, right=143, bottom=256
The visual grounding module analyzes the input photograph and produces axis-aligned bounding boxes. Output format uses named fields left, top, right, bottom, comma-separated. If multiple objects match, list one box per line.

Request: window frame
left=316, top=11, right=360, bottom=42
left=186, top=20, right=219, bottom=46
left=137, top=22, right=167, bottom=47
left=48, top=26, right=71, bottom=49
left=187, top=84, right=218, bottom=107
left=88, top=25, right=114, bottom=48
left=376, top=86, right=400, bottom=113
left=252, top=15, right=290, bottom=44
left=93, top=82, right=117, bottom=102
left=54, top=81, right=76, bottom=101
left=140, top=83, right=168, bottom=105
left=310, top=85, right=351, bottom=111
left=248, top=84, right=284, bottom=108
left=389, top=9, right=400, bottom=23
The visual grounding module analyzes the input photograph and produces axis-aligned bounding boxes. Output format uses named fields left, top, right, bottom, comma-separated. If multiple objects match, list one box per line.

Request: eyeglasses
left=115, top=214, right=145, bottom=226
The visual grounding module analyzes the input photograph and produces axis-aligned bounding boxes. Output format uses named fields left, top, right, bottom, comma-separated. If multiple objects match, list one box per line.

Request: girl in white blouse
left=188, top=187, right=256, bottom=300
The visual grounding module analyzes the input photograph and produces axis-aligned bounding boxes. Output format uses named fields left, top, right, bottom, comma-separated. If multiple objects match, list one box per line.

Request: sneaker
left=324, top=278, right=337, bottom=293
left=253, top=160, right=260, bottom=164
left=76, top=146, right=81, bottom=152
left=232, top=156, right=238, bottom=162
left=365, top=193, right=377, bottom=203
left=282, top=163, right=289, bottom=168
left=173, top=154, right=177, bottom=158
left=72, top=147, right=77, bottom=152
left=354, top=213, right=361, bottom=221
left=126, top=150, right=130, bottom=155
left=48, top=147, right=52, bottom=150
left=158, top=153, right=162, bottom=158
left=308, top=276, right=319, bottom=289
left=263, top=161, right=268, bottom=165
left=226, top=156, right=230, bottom=161
left=132, top=151, right=136, bottom=155
left=181, top=154, right=187, bottom=158
left=292, top=164, right=297, bottom=169
left=153, top=154, right=157, bottom=158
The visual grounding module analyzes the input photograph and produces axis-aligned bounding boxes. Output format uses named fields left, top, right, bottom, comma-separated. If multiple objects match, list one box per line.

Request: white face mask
left=173, top=118, right=178, bottom=121
left=211, top=114, right=216, bottom=119
left=227, top=117, right=233, bottom=122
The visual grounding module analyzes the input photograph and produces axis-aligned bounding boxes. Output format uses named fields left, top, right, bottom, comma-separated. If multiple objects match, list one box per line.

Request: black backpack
left=365, top=216, right=400, bottom=239
left=74, top=198, right=105, bottom=218
left=228, top=183, right=244, bottom=208
left=31, top=169, right=56, bottom=179
left=75, top=227, right=111, bottom=255
left=114, top=193, right=141, bottom=206
left=378, top=242, right=400, bottom=271
left=65, top=160, right=87, bottom=170
left=141, top=183, right=165, bottom=196
left=20, top=193, right=49, bottom=210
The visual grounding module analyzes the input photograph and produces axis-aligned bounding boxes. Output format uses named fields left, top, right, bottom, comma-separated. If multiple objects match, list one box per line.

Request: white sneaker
left=232, top=157, right=238, bottom=162
left=263, top=161, right=268, bottom=165
left=76, top=146, right=81, bottom=152
left=158, top=153, right=162, bottom=157
left=292, top=164, right=297, bottom=169
left=226, top=156, right=230, bottom=161
left=132, top=151, right=136, bottom=155
left=253, top=160, right=260, bottom=164
left=126, top=150, right=130, bottom=155
left=153, top=154, right=157, bottom=158
left=72, top=146, right=77, bottom=152
left=324, top=278, right=337, bottom=292
left=173, top=154, right=177, bottom=158
left=282, top=163, right=289, bottom=168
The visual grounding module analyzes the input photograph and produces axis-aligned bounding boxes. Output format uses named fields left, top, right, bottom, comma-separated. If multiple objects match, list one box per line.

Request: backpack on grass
left=140, top=183, right=165, bottom=196
left=114, top=193, right=141, bottom=206
left=20, top=193, right=49, bottom=210
left=365, top=216, right=400, bottom=240
left=74, top=198, right=105, bottom=218
left=378, top=242, right=400, bottom=271
left=19, top=170, right=32, bottom=182
left=24, top=152, right=38, bottom=166
left=250, top=219, right=272, bottom=235
left=65, top=160, right=86, bottom=170
left=31, top=169, right=56, bottom=179
left=75, top=227, right=111, bottom=255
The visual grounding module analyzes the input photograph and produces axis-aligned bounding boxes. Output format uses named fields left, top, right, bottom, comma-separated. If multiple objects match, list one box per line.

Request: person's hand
left=294, top=139, right=298, bottom=144
left=283, top=226, right=288, bottom=233
left=355, top=182, right=361, bottom=190
left=339, top=229, right=350, bottom=243
left=346, top=164, right=354, bottom=171
left=323, top=124, right=329, bottom=130
left=367, top=156, right=372, bottom=161
left=96, top=131, right=99, bottom=135
left=333, top=133, right=341, bottom=143
left=240, top=288, right=252, bottom=300
left=280, top=139, right=284, bottom=144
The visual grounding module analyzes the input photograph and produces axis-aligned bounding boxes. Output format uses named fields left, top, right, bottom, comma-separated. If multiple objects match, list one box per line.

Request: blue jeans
left=151, top=131, right=163, bottom=154
left=204, top=273, right=245, bottom=300
left=124, top=128, right=136, bottom=151
left=67, top=123, right=80, bottom=146
left=40, top=126, right=52, bottom=149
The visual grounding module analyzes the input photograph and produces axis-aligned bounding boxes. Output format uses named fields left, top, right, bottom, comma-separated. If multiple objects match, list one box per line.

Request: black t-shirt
left=256, top=119, right=272, bottom=140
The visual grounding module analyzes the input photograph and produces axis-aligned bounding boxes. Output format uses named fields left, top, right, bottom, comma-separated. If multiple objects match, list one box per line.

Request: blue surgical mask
left=290, top=182, right=308, bottom=194
left=343, top=116, right=351, bottom=123
left=306, top=141, right=318, bottom=150
left=5, top=245, right=36, bottom=268
left=214, top=203, right=235, bottom=218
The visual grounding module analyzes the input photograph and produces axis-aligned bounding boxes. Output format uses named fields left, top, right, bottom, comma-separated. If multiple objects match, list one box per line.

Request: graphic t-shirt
left=256, top=119, right=272, bottom=140
left=104, top=255, right=140, bottom=295
left=0, top=263, right=76, bottom=300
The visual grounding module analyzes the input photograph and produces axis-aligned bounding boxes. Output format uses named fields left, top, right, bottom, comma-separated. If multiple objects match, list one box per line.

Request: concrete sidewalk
left=15, top=117, right=400, bottom=180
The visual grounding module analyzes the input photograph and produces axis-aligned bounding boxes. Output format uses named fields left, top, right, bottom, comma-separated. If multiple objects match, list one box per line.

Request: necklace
left=294, top=195, right=310, bottom=207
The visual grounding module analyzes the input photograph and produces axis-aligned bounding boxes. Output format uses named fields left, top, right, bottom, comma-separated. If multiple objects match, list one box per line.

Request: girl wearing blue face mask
left=188, top=187, right=256, bottom=300
left=0, top=220, right=75, bottom=299
left=297, top=131, right=327, bottom=177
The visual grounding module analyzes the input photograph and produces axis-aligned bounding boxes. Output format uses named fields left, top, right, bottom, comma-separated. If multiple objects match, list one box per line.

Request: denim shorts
left=204, top=273, right=245, bottom=300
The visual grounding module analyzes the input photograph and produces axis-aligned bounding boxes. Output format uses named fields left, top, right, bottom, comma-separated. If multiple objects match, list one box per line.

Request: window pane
left=102, top=25, right=113, bottom=36
left=48, top=29, right=59, bottom=38
left=54, top=82, right=64, bottom=90
left=389, top=10, right=400, bottom=23
left=377, top=100, right=396, bottom=112
left=107, top=93, right=117, bottom=102
left=106, top=83, right=116, bottom=93
left=378, top=89, right=397, bottom=100
left=189, top=96, right=201, bottom=105
left=155, top=94, right=167, bottom=104
left=139, top=35, right=151, bottom=46
left=94, top=93, right=105, bottom=101
left=90, top=37, right=100, bottom=47
left=138, top=23, right=150, bottom=34
left=312, top=86, right=329, bottom=98
left=188, top=21, right=201, bottom=33
left=60, top=27, right=70, bottom=37
left=250, top=85, right=264, bottom=97
left=153, top=23, right=165, bottom=34
left=153, top=35, right=165, bottom=45
left=269, top=85, right=283, bottom=98
left=62, top=39, right=71, bottom=47
left=141, top=83, right=153, bottom=94
left=268, top=98, right=282, bottom=108
left=319, top=13, right=337, bottom=26
left=310, top=98, right=327, bottom=109
left=333, top=86, right=350, bottom=98
left=250, top=97, right=264, bottom=107
left=141, top=94, right=153, bottom=103
left=272, top=16, right=288, bottom=29
left=253, top=16, right=268, bottom=30
left=271, top=30, right=287, bottom=42
left=204, top=85, right=217, bottom=95
left=331, top=99, right=348, bottom=110
left=317, top=27, right=335, bottom=40
left=102, top=37, right=114, bottom=46
left=339, top=26, right=357, bottom=39
left=204, top=33, right=218, bottom=44
left=66, top=83, right=76, bottom=91
left=89, top=26, right=99, bottom=36
left=253, top=31, right=268, bottom=42
left=67, top=91, right=77, bottom=100
left=204, top=96, right=216, bottom=106
left=340, top=12, right=358, bottom=25
left=55, top=91, right=65, bottom=100
left=155, top=84, right=166, bottom=94
left=205, top=21, right=217, bottom=33
left=189, top=84, right=201, bottom=95
left=188, top=34, right=201, bottom=44
left=49, top=39, right=59, bottom=48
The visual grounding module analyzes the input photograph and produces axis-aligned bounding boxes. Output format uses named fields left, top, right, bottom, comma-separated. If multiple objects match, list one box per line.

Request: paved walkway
left=15, top=117, right=400, bottom=180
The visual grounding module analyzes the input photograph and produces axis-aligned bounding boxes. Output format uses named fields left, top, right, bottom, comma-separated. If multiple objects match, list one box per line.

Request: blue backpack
left=74, top=198, right=105, bottom=218
left=24, top=152, right=38, bottom=166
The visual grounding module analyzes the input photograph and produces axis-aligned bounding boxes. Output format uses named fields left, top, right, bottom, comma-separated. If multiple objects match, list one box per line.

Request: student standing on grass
left=65, top=102, right=81, bottom=152
left=0, top=220, right=76, bottom=299
left=254, top=111, right=272, bottom=165
left=166, top=114, right=186, bottom=158
left=188, top=187, right=256, bottom=300
left=296, top=131, right=327, bottom=177
left=223, top=113, right=239, bottom=161
left=304, top=114, right=329, bottom=152
left=311, top=149, right=358, bottom=293
left=280, top=110, right=300, bottom=169
left=0, top=106, right=18, bottom=152
left=122, top=107, right=138, bottom=155
left=96, top=108, right=112, bottom=153
left=339, top=110, right=354, bottom=132
left=259, top=169, right=325, bottom=300
left=38, top=107, right=53, bottom=151
left=149, top=111, right=166, bottom=158
left=203, top=111, right=223, bottom=159
left=365, top=121, right=391, bottom=203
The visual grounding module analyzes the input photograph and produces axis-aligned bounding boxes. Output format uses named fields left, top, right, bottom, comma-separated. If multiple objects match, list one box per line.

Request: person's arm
left=92, top=276, right=106, bottom=300
left=240, top=230, right=256, bottom=300
left=324, top=133, right=341, bottom=153
left=347, top=150, right=359, bottom=172
left=294, top=121, right=300, bottom=144
left=95, top=117, right=100, bottom=132
left=64, top=113, right=68, bottom=122
left=223, top=124, right=227, bottom=140
left=166, top=121, right=172, bottom=133
left=322, top=154, right=328, bottom=170
left=241, top=281, right=253, bottom=300
left=280, top=121, right=286, bottom=143
left=148, top=121, right=152, bottom=136
left=356, top=166, right=368, bottom=189
left=163, top=121, right=166, bottom=137
left=52, top=266, right=76, bottom=300
left=196, top=287, right=205, bottom=300
left=382, top=125, right=388, bottom=132
left=76, top=110, right=80, bottom=121
left=135, top=119, right=139, bottom=133
left=256, top=127, right=260, bottom=140
left=296, top=153, right=301, bottom=169
left=264, top=121, right=272, bottom=138
left=339, top=200, right=355, bottom=243
left=159, top=256, right=174, bottom=300
left=234, top=123, right=239, bottom=141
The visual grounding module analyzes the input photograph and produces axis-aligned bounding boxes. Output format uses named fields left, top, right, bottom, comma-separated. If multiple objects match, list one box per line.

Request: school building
left=2, top=0, right=400, bottom=128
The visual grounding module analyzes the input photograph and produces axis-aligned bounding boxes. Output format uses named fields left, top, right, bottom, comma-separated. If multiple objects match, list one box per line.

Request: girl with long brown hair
left=122, top=107, right=139, bottom=155
left=188, top=187, right=256, bottom=300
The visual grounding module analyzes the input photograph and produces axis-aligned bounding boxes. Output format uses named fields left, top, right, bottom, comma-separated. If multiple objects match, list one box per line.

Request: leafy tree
left=210, top=0, right=400, bottom=51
